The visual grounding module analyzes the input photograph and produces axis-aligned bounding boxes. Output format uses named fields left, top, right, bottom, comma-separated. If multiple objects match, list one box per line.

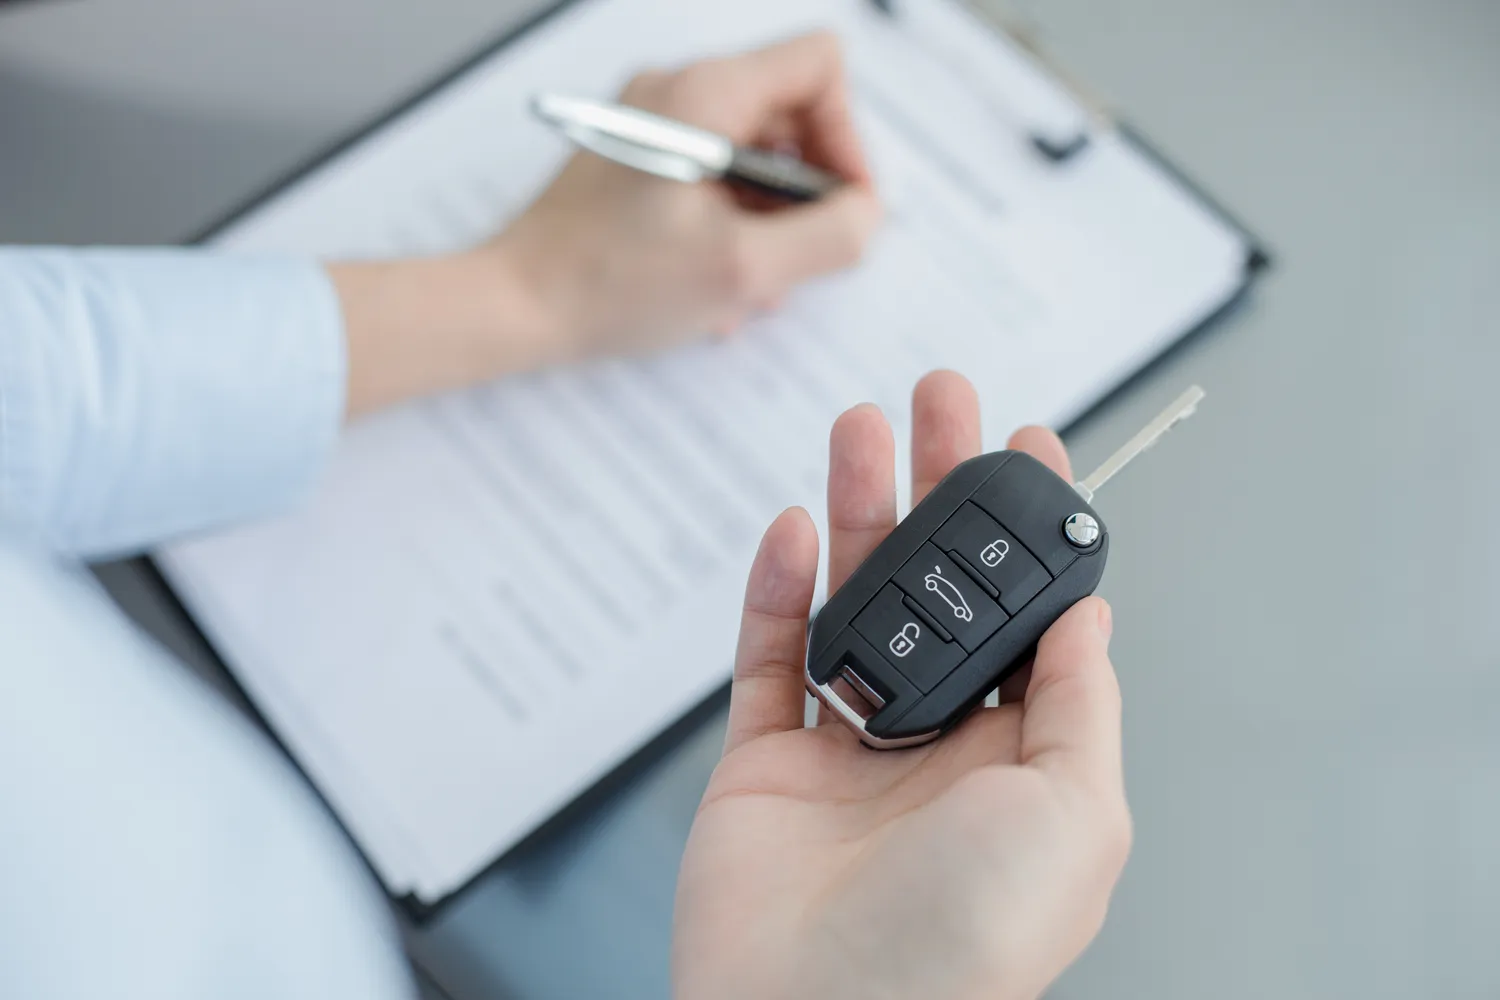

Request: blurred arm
left=0, top=247, right=346, bottom=559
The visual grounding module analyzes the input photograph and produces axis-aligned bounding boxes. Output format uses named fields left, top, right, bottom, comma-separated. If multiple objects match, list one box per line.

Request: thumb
left=734, top=186, right=882, bottom=299
left=1019, top=597, right=1123, bottom=793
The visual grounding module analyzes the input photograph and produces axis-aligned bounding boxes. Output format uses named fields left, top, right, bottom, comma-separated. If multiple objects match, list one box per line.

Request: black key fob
left=805, top=450, right=1106, bottom=749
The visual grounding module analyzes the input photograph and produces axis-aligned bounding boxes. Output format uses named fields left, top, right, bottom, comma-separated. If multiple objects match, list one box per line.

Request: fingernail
left=1097, top=600, right=1113, bottom=639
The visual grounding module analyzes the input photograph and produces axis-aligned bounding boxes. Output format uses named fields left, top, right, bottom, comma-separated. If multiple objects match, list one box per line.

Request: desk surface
left=4, top=0, right=1499, bottom=997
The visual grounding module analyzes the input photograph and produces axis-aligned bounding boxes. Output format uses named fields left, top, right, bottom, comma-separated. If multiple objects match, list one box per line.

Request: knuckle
left=620, top=68, right=669, bottom=103
left=660, top=62, right=731, bottom=122
left=733, top=654, right=799, bottom=686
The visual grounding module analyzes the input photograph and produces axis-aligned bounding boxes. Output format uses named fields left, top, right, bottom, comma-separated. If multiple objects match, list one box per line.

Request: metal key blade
left=1074, top=386, right=1205, bottom=503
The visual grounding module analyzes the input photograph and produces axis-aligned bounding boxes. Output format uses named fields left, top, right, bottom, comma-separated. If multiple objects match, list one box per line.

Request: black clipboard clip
left=868, top=0, right=1111, bottom=162
left=867, top=0, right=1270, bottom=273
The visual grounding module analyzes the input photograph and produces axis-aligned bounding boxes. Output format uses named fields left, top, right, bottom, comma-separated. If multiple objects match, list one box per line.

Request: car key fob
left=805, top=387, right=1204, bottom=749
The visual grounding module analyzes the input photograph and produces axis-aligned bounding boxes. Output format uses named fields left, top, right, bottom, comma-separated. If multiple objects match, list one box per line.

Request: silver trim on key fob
left=806, top=666, right=942, bottom=750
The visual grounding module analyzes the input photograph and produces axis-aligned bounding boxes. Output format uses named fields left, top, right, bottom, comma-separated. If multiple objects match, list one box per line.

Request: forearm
left=328, top=243, right=564, bottom=418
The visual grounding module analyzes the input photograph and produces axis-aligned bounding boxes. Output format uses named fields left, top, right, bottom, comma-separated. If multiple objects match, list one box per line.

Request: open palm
left=672, top=372, right=1132, bottom=1000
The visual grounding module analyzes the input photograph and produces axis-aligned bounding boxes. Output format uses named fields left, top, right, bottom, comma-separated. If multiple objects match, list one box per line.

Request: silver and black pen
left=530, top=93, right=842, bottom=202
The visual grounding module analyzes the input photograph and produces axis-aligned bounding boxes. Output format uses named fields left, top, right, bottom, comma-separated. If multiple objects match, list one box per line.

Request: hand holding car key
left=807, top=385, right=1204, bottom=747
left=677, top=372, right=1151, bottom=1000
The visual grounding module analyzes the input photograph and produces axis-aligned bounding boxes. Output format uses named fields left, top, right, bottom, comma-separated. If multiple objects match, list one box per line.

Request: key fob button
left=892, top=544, right=1007, bottom=653
left=853, top=584, right=965, bottom=693
left=932, top=503, right=1052, bottom=615
left=972, top=452, right=1103, bottom=576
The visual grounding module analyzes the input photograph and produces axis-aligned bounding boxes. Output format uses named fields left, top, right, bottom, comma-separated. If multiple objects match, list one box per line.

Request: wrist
left=432, top=243, right=574, bottom=376
left=483, top=217, right=600, bottom=363
left=328, top=244, right=571, bottom=417
left=459, top=238, right=582, bottom=367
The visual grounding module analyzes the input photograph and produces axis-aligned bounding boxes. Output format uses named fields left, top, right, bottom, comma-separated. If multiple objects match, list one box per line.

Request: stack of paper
left=157, top=0, right=1254, bottom=905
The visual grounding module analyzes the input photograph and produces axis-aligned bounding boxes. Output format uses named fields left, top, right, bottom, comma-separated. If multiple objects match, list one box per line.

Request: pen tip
left=529, top=92, right=561, bottom=124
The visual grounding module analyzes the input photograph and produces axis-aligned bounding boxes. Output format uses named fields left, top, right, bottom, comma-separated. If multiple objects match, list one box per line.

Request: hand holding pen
left=495, top=31, right=881, bottom=352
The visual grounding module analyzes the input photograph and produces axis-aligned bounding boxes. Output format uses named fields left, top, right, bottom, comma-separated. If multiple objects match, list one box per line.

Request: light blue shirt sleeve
left=0, top=246, right=346, bottom=559
left=0, top=247, right=414, bottom=997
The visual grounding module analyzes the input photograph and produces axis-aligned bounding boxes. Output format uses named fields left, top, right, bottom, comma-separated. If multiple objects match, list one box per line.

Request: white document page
left=157, top=0, right=1252, bottom=904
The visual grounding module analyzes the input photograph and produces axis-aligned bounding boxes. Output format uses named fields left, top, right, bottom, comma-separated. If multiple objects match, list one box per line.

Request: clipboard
left=152, top=0, right=1270, bottom=919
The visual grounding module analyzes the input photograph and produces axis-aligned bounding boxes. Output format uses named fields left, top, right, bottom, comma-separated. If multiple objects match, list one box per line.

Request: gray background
left=3, top=0, right=1498, bottom=997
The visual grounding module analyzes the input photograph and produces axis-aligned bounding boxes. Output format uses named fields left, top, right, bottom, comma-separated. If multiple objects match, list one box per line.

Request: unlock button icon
left=888, top=622, right=921, bottom=658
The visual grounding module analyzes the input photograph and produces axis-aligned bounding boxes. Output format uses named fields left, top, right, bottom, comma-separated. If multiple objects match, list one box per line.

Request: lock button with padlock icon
left=888, top=622, right=921, bottom=658
left=849, top=584, right=968, bottom=693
